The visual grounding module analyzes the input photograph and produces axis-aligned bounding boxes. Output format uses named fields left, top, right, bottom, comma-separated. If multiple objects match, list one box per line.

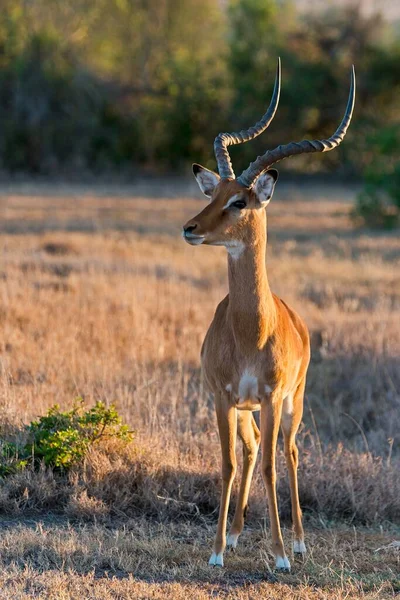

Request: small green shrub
left=0, top=401, right=133, bottom=475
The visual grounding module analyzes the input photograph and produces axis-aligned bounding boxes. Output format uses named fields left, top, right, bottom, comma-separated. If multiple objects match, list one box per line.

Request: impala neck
left=227, top=215, right=276, bottom=352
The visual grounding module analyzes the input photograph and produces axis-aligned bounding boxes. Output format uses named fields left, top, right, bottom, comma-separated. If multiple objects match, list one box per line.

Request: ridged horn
left=237, top=65, right=356, bottom=188
left=213, top=58, right=281, bottom=179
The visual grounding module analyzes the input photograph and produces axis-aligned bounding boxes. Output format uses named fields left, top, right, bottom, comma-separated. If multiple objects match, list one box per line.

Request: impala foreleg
left=260, top=395, right=290, bottom=571
left=209, top=393, right=237, bottom=567
left=227, top=411, right=260, bottom=549
left=281, top=381, right=306, bottom=555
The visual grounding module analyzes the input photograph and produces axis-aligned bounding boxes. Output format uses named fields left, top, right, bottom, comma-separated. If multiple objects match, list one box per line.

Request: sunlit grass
left=0, top=181, right=399, bottom=598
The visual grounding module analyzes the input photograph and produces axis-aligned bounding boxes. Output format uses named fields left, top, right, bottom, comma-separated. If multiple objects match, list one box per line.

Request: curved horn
left=213, top=58, right=281, bottom=180
left=237, top=65, right=356, bottom=188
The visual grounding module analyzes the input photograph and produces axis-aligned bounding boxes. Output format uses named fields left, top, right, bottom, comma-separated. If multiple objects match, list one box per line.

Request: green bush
left=354, top=126, right=400, bottom=228
left=0, top=30, right=138, bottom=173
left=0, top=401, right=133, bottom=475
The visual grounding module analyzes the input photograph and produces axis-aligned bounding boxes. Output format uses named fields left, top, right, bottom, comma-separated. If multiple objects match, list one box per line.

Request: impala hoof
left=227, top=533, right=239, bottom=550
left=275, top=555, right=291, bottom=572
left=293, top=540, right=307, bottom=555
left=209, top=552, right=224, bottom=567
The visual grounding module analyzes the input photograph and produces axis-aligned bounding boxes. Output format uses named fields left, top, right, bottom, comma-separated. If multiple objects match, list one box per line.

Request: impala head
left=183, top=165, right=278, bottom=252
left=183, top=59, right=355, bottom=253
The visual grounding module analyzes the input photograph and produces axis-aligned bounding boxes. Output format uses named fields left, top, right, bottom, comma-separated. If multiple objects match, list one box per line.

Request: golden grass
left=0, top=517, right=398, bottom=599
left=0, top=181, right=399, bottom=598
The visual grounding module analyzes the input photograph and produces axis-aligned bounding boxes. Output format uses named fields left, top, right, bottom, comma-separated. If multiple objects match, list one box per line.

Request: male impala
left=183, top=59, right=355, bottom=571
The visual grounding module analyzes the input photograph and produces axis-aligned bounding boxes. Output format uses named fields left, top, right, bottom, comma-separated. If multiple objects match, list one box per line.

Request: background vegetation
left=1, top=0, right=400, bottom=224
left=0, top=0, right=399, bottom=178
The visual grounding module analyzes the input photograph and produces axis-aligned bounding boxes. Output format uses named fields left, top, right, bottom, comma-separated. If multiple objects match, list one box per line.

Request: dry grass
left=0, top=517, right=398, bottom=599
left=0, top=437, right=398, bottom=526
left=0, top=179, right=399, bottom=598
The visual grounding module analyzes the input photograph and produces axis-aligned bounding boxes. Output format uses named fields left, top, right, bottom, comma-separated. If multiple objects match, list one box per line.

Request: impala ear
left=192, top=163, right=220, bottom=198
left=253, top=169, right=279, bottom=207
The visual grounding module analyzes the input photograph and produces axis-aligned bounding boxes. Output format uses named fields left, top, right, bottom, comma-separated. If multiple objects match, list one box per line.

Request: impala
left=183, top=59, right=355, bottom=571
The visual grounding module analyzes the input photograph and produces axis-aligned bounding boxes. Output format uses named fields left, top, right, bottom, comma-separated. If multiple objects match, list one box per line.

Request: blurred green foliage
left=355, top=126, right=400, bottom=227
left=0, top=400, right=133, bottom=475
left=0, top=0, right=399, bottom=179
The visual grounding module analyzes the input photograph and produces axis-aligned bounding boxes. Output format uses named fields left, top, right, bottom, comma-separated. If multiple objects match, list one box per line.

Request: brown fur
left=183, top=177, right=310, bottom=569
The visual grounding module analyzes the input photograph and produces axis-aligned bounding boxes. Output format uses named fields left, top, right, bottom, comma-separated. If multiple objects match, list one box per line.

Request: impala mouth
left=182, top=231, right=205, bottom=245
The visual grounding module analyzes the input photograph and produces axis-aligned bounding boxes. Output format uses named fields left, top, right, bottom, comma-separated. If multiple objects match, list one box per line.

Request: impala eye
left=230, top=199, right=247, bottom=210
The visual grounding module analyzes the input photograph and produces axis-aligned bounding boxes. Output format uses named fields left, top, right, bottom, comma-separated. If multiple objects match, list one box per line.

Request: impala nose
left=182, top=221, right=204, bottom=245
left=183, top=224, right=198, bottom=234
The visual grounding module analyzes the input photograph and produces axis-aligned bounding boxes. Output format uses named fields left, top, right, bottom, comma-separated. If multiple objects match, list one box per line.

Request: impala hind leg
left=227, top=411, right=260, bottom=550
left=260, top=395, right=290, bottom=571
left=282, top=380, right=306, bottom=556
left=209, top=393, right=237, bottom=567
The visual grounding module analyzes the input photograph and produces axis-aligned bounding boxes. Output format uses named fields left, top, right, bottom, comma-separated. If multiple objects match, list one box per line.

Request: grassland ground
left=0, top=515, right=398, bottom=599
left=0, top=179, right=399, bottom=598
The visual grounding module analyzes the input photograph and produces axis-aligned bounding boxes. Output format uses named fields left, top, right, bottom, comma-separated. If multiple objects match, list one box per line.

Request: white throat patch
left=225, top=241, right=245, bottom=260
